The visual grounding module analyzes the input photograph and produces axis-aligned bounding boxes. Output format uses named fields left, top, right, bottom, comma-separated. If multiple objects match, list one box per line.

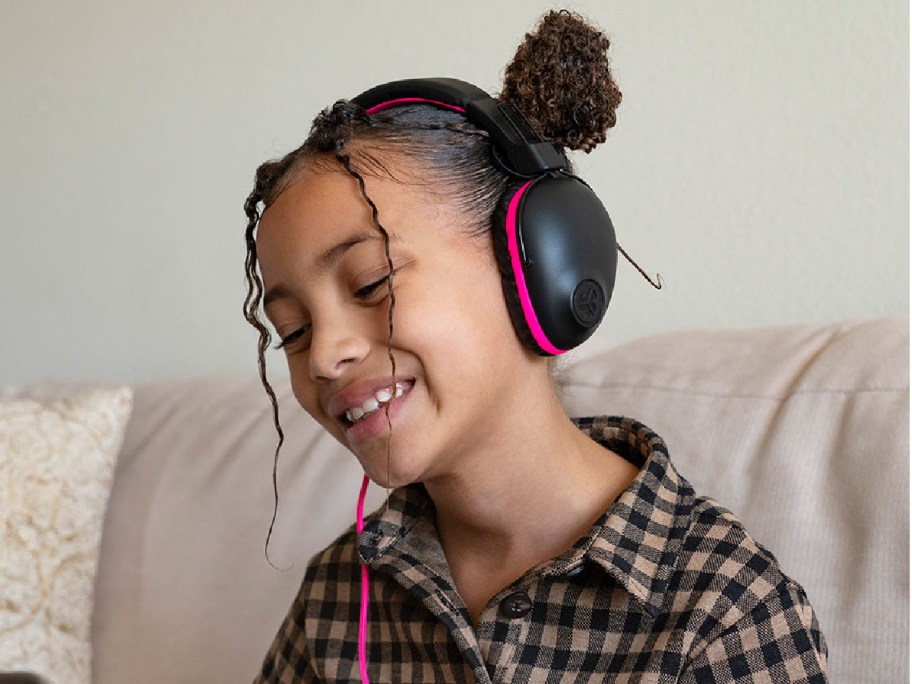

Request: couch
left=1, top=317, right=907, bottom=683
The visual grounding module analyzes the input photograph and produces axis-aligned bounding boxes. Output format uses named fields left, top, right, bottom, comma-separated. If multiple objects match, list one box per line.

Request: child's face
left=256, top=160, right=537, bottom=487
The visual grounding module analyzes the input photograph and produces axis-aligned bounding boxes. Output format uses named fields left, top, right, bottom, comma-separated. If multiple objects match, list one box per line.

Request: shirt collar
left=574, top=416, right=695, bottom=617
left=357, top=416, right=694, bottom=618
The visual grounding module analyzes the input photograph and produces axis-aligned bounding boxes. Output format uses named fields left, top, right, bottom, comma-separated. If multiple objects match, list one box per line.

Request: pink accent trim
left=365, top=98, right=466, bottom=115
left=356, top=474, right=371, bottom=683
left=505, top=180, right=567, bottom=355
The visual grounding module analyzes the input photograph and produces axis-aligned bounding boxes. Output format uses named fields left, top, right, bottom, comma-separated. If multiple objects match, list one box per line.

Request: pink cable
left=356, top=473, right=371, bottom=683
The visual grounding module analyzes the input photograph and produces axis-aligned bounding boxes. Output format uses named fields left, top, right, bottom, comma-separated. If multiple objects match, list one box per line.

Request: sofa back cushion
left=88, top=317, right=907, bottom=684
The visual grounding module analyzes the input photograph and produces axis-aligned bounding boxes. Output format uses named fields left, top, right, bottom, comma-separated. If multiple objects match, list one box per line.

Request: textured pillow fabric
left=0, top=388, right=132, bottom=684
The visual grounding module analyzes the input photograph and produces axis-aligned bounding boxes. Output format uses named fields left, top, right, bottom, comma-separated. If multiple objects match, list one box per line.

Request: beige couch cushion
left=75, top=316, right=908, bottom=683
left=559, top=316, right=909, bottom=683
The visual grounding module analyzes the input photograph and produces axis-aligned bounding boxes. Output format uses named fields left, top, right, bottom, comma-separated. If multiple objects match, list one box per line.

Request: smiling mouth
left=342, top=381, right=412, bottom=427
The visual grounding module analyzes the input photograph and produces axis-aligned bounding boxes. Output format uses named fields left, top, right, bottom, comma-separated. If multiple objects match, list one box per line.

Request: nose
left=307, top=320, right=371, bottom=382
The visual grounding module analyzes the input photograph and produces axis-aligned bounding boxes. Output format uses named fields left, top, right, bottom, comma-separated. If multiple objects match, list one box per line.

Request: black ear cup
left=492, top=175, right=617, bottom=355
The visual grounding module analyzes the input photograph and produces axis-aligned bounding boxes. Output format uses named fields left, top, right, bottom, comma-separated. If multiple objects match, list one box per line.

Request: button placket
left=477, top=587, right=534, bottom=683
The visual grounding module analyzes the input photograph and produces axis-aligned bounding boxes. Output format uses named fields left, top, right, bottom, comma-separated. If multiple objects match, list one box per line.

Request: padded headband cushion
left=352, top=78, right=488, bottom=113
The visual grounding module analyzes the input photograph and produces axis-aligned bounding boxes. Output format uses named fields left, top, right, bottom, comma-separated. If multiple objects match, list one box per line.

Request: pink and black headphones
left=352, top=77, right=618, bottom=356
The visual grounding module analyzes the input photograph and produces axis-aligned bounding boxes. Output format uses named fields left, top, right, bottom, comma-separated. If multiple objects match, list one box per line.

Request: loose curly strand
left=334, top=147, right=398, bottom=497
left=243, top=160, right=299, bottom=568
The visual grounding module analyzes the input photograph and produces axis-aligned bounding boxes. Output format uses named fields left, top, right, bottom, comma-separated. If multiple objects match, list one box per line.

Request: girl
left=243, top=11, right=827, bottom=683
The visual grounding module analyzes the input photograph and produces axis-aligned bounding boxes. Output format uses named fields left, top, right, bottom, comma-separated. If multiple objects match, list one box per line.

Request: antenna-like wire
left=617, top=243, right=664, bottom=289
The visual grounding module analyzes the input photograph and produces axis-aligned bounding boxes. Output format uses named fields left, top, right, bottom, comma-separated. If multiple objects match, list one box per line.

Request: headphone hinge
left=466, top=99, right=566, bottom=176
left=507, top=142, right=565, bottom=176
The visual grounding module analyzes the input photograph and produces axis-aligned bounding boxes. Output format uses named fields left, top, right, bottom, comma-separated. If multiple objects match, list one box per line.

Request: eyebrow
left=262, top=231, right=392, bottom=309
left=320, top=231, right=385, bottom=268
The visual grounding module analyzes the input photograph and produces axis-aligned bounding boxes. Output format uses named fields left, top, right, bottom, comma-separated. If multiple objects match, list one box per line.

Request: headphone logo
left=571, top=280, right=605, bottom=327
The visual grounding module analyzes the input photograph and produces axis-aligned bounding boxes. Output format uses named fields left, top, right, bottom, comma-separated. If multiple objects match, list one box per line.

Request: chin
left=362, top=464, right=423, bottom=490
left=356, top=446, right=429, bottom=490
left=366, top=473, right=413, bottom=490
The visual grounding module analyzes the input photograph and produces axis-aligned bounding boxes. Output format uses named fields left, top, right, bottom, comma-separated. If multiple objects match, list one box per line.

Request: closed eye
left=354, top=273, right=393, bottom=300
left=273, top=326, right=311, bottom=350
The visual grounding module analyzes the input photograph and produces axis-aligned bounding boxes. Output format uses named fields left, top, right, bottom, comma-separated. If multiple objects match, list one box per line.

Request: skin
left=256, top=155, right=640, bottom=625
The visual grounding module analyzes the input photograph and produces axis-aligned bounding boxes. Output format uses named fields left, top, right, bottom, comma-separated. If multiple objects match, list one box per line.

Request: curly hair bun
left=500, top=10, right=621, bottom=154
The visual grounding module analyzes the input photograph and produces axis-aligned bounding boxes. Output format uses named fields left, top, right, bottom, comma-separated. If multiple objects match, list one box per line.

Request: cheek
left=453, top=261, right=521, bottom=349
left=285, top=360, right=320, bottom=419
left=395, top=263, right=520, bottom=367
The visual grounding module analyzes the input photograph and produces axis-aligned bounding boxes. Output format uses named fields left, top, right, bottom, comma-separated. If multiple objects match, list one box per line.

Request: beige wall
left=1, top=0, right=907, bottom=383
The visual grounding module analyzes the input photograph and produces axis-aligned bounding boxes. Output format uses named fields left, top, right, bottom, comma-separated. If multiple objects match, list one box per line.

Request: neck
left=422, top=376, right=639, bottom=594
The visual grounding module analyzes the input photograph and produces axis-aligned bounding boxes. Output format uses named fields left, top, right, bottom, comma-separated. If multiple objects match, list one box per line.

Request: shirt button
left=566, top=562, right=586, bottom=577
left=500, top=591, right=532, bottom=618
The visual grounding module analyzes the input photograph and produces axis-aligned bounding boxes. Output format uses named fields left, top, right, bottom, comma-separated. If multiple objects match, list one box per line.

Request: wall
left=1, top=0, right=907, bottom=383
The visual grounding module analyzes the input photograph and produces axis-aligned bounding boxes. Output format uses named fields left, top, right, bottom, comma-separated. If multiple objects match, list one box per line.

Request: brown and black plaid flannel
left=255, top=416, right=828, bottom=683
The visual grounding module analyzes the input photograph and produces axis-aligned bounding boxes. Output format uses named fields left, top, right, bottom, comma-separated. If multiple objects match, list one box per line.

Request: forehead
left=260, top=166, right=365, bottom=236
left=255, top=165, right=437, bottom=280
left=260, top=147, right=415, bottom=232
left=257, top=168, right=375, bottom=264
left=255, top=151, right=484, bottom=283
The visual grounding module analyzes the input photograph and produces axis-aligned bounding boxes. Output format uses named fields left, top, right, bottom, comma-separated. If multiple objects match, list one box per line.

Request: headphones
left=352, top=78, right=618, bottom=356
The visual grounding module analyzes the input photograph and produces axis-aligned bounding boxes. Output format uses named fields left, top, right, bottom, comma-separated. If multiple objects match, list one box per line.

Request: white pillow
left=0, top=388, right=132, bottom=684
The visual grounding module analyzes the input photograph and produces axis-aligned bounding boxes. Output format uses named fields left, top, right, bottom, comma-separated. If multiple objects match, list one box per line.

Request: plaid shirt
left=255, top=416, right=828, bottom=683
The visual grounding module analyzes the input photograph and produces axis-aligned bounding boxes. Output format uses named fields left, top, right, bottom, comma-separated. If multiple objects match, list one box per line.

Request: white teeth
left=344, top=382, right=410, bottom=425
